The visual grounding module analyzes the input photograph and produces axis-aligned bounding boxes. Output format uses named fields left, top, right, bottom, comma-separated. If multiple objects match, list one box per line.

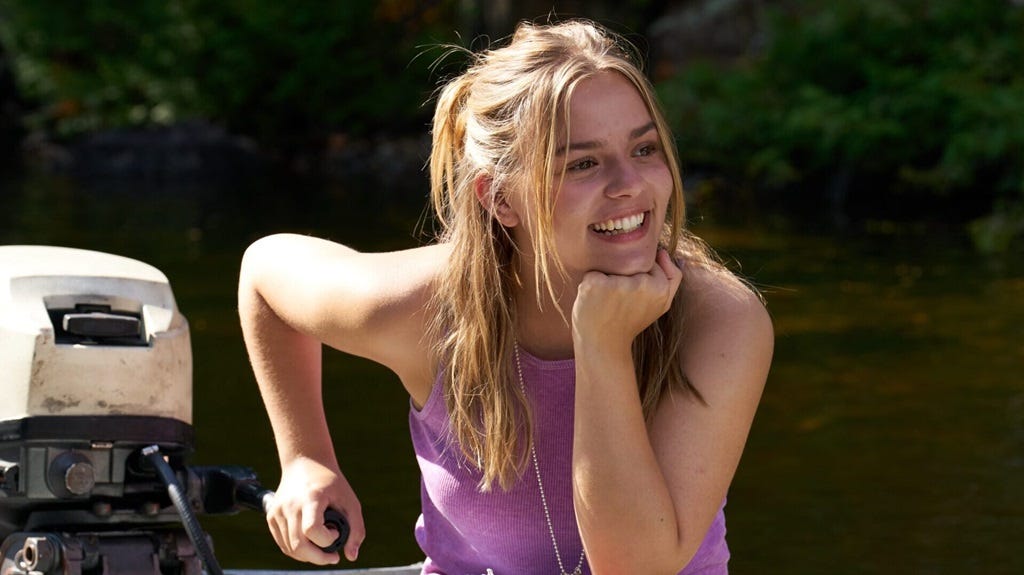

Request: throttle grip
left=244, top=487, right=350, bottom=553
left=319, top=507, right=350, bottom=553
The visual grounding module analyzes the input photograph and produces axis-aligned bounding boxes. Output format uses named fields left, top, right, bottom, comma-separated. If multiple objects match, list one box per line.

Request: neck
left=514, top=273, right=576, bottom=360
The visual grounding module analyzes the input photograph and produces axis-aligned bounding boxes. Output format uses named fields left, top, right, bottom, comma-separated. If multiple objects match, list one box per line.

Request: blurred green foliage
left=2, top=0, right=1022, bottom=250
left=657, top=0, right=1024, bottom=251
left=0, top=0, right=457, bottom=145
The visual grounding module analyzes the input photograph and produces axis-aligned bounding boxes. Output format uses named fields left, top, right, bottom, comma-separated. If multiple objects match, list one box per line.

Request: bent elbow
left=588, top=537, right=702, bottom=575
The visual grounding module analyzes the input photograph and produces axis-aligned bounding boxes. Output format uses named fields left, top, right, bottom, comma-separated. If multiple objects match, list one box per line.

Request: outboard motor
left=0, top=246, right=282, bottom=575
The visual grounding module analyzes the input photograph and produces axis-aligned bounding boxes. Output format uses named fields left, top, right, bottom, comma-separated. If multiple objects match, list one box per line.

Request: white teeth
left=591, top=213, right=645, bottom=234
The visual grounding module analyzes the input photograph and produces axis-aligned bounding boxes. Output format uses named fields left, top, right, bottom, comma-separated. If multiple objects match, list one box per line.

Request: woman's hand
left=265, top=457, right=365, bottom=564
left=571, top=248, right=682, bottom=353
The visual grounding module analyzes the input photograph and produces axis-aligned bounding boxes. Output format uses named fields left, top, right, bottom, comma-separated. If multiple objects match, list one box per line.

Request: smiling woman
left=237, top=18, right=772, bottom=575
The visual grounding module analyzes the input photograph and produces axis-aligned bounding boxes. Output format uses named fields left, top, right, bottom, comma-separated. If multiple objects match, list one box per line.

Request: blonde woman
left=239, top=19, right=772, bottom=575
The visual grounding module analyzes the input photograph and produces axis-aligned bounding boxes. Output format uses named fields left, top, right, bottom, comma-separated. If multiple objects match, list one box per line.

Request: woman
left=239, top=19, right=772, bottom=575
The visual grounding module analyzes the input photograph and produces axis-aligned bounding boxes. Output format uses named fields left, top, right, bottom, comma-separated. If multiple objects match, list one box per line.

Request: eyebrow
left=555, top=121, right=657, bottom=155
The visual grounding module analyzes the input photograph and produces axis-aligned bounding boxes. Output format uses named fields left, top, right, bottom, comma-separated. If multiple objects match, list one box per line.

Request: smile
left=589, top=211, right=647, bottom=235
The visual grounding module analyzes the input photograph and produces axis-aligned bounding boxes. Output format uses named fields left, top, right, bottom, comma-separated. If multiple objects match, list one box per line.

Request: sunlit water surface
left=1, top=173, right=1021, bottom=574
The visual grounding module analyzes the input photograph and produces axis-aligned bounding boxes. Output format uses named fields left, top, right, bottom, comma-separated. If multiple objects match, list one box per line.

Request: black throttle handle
left=319, top=507, right=350, bottom=553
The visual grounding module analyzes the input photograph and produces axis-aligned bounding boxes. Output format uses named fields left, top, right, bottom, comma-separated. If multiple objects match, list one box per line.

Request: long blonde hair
left=428, top=19, right=713, bottom=491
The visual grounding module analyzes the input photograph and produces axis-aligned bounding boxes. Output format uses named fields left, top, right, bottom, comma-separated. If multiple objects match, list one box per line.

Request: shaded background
left=1, top=1, right=1022, bottom=573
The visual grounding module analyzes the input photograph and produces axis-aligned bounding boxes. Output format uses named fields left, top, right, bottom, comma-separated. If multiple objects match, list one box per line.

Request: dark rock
left=647, top=0, right=767, bottom=78
left=318, top=132, right=430, bottom=197
left=68, top=121, right=264, bottom=183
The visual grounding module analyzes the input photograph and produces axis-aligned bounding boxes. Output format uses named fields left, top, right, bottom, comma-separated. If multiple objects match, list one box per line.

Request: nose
left=603, top=158, right=643, bottom=198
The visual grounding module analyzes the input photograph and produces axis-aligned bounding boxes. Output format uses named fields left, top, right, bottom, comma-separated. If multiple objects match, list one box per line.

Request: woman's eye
left=635, top=143, right=659, bottom=157
left=568, top=158, right=596, bottom=171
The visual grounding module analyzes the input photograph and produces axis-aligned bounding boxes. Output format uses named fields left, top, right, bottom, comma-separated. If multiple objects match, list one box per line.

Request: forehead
left=562, top=71, right=653, bottom=136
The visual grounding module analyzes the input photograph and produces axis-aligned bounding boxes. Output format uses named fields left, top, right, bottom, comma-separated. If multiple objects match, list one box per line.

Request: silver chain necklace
left=513, top=344, right=587, bottom=575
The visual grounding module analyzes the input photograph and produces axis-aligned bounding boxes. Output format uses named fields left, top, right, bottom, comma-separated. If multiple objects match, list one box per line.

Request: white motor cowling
left=0, top=245, right=191, bottom=424
left=0, top=245, right=194, bottom=539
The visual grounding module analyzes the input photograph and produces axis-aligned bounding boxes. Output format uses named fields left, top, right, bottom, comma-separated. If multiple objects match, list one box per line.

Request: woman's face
left=518, top=71, right=673, bottom=283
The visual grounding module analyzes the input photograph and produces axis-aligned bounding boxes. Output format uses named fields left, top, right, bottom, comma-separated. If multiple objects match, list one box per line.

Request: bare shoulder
left=242, top=233, right=451, bottom=284
left=676, top=260, right=774, bottom=400
left=241, top=234, right=452, bottom=384
left=677, top=260, right=770, bottom=329
left=243, top=233, right=450, bottom=297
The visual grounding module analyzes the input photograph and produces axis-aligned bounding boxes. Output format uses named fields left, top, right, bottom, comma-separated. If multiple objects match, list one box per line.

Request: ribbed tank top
left=409, top=347, right=730, bottom=575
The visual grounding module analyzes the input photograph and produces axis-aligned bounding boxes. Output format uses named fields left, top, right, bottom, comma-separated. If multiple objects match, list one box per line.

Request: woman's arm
left=571, top=252, right=773, bottom=574
left=238, top=234, right=445, bottom=564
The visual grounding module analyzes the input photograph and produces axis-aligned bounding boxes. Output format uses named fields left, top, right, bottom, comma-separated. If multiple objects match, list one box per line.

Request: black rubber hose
left=143, top=445, right=225, bottom=575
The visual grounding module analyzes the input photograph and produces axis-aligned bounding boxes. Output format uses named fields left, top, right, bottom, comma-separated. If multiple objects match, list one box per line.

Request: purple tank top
left=409, top=347, right=730, bottom=575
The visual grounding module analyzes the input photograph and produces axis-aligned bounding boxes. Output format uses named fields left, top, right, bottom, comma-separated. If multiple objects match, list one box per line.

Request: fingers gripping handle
left=319, top=508, right=350, bottom=553
left=256, top=489, right=350, bottom=553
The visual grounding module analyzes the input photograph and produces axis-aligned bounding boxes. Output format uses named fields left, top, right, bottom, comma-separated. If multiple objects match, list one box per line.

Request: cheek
left=551, top=186, right=590, bottom=226
left=654, top=162, right=674, bottom=192
left=645, top=164, right=674, bottom=210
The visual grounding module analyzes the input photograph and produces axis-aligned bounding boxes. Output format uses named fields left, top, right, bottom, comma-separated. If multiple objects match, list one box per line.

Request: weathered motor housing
left=0, top=245, right=194, bottom=539
left=0, top=245, right=192, bottom=424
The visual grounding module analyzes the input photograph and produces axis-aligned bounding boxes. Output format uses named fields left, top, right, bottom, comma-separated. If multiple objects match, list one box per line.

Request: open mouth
left=589, top=211, right=647, bottom=236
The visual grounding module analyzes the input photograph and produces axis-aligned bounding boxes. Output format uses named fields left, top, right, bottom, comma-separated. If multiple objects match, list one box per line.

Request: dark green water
left=1, top=173, right=1021, bottom=573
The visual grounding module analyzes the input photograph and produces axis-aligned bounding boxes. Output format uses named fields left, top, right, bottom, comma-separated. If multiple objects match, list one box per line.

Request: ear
left=474, top=174, right=520, bottom=228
